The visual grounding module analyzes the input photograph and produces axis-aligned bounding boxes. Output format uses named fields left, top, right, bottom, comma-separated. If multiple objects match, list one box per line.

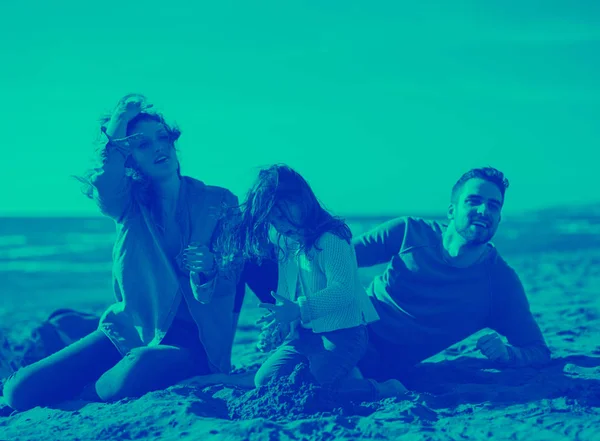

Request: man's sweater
left=353, top=217, right=551, bottom=368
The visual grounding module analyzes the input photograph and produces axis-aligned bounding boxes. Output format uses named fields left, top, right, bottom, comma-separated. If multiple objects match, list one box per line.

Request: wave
left=0, top=260, right=112, bottom=273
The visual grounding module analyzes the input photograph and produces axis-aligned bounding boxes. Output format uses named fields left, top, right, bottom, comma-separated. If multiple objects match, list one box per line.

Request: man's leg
left=232, top=280, right=245, bottom=335
left=2, top=330, right=121, bottom=411
left=239, top=258, right=278, bottom=305
left=357, top=328, right=409, bottom=381
left=355, top=329, right=409, bottom=398
left=233, top=258, right=278, bottom=334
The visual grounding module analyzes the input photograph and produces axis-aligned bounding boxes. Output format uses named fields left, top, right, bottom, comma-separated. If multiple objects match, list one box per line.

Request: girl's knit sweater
left=277, top=232, right=379, bottom=333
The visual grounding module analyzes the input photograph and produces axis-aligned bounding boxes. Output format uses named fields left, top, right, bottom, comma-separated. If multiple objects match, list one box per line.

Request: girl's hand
left=184, top=243, right=217, bottom=278
left=256, top=316, right=287, bottom=352
left=258, top=292, right=300, bottom=325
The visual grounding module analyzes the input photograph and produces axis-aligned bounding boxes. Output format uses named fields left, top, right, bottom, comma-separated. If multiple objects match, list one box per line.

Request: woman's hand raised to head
left=101, top=130, right=146, bottom=155
left=114, top=94, right=154, bottom=122
left=104, top=94, right=153, bottom=139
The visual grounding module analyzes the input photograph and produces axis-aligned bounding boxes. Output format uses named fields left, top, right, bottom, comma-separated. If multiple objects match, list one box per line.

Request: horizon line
left=0, top=212, right=443, bottom=220
left=0, top=201, right=598, bottom=220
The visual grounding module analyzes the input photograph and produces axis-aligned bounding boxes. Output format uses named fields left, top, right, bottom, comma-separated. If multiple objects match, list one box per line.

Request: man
left=354, top=167, right=551, bottom=387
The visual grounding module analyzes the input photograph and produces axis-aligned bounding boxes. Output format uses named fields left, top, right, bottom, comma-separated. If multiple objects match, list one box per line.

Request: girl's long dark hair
left=222, top=164, right=351, bottom=264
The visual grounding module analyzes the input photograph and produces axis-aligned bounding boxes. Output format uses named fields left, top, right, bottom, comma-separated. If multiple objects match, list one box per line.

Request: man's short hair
left=451, top=167, right=510, bottom=203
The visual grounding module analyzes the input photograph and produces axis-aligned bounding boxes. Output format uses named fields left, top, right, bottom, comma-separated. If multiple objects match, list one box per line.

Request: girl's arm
left=297, top=234, right=355, bottom=324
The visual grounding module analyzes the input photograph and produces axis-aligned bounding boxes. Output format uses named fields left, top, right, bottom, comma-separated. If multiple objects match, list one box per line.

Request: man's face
left=449, top=178, right=503, bottom=245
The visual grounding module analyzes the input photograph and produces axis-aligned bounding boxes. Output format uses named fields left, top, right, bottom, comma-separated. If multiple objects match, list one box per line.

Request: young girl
left=225, top=164, right=381, bottom=393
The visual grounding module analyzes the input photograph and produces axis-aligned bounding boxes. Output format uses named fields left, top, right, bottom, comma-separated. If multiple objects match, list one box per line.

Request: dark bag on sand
left=20, top=308, right=100, bottom=368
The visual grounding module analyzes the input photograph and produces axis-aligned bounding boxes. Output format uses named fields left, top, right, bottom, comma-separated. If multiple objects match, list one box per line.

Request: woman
left=2, top=94, right=268, bottom=411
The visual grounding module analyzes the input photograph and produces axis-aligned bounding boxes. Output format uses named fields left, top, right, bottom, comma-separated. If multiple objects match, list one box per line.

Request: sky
left=1, top=0, right=599, bottom=217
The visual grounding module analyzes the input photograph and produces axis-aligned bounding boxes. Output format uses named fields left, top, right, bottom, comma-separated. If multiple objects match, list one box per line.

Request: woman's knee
left=94, top=375, right=123, bottom=402
left=3, top=331, right=119, bottom=410
left=95, top=347, right=157, bottom=402
left=2, top=370, right=44, bottom=411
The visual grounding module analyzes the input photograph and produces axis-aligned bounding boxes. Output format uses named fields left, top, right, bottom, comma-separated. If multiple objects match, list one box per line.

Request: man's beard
left=455, top=218, right=496, bottom=245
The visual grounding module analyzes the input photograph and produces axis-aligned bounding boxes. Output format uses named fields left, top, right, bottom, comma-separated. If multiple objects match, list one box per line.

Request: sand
left=1, top=221, right=599, bottom=440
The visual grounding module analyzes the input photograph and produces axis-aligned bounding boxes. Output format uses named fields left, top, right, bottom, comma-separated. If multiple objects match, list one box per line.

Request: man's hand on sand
left=476, top=332, right=511, bottom=363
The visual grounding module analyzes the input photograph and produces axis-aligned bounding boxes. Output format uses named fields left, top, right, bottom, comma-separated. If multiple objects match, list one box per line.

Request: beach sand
left=0, top=216, right=599, bottom=440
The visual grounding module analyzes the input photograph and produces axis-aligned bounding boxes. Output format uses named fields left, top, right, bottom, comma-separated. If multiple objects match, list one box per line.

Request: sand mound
left=1, top=353, right=599, bottom=441
left=225, top=363, right=436, bottom=422
left=228, top=363, right=333, bottom=420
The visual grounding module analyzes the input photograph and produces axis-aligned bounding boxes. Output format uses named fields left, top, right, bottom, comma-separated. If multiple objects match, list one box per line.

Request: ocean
left=2, top=213, right=600, bottom=315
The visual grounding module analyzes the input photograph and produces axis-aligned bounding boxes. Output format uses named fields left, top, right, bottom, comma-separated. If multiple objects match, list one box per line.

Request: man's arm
left=352, top=217, right=408, bottom=268
left=487, top=265, right=551, bottom=368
